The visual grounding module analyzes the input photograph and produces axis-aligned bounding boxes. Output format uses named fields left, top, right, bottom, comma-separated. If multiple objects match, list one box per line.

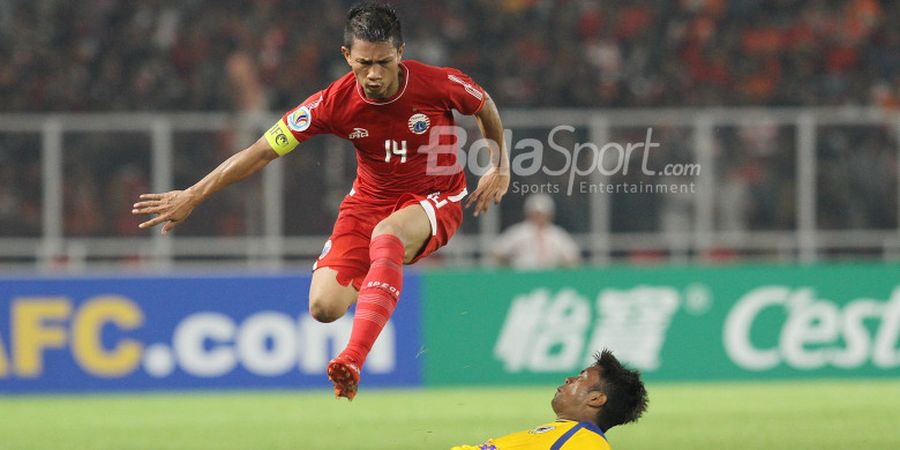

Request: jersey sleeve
left=445, top=67, right=487, bottom=115
left=450, top=440, right=497, bottom=450
left=263, top=91, right=331, bottom=156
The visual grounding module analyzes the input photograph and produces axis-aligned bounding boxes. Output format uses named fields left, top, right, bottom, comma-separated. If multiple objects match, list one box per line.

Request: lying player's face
left=551, top=366, right=604, bottom=416
left=342, top=38, right=405, bottom=99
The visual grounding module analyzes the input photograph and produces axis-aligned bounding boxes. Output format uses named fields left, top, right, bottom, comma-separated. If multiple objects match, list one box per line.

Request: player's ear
left=396, top=42, right=405, bottom=60
left=587, top=391, right=607, bottom=408
left=341, top=46, right=352, bottom=64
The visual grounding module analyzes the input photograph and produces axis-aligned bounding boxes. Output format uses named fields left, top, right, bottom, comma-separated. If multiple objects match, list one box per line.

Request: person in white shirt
left=492, top=193, right=581, bottom=269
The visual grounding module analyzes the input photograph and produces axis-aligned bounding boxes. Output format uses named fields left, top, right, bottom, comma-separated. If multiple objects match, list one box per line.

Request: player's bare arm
left=131, top=137, right=279, bottom=234
left=466, top=93, right=510, bottom=216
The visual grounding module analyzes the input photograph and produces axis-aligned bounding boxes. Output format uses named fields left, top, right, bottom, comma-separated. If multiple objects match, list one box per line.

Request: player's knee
left=371, top=219, right=404, bottom=241
left=308, top=294, right=346, bottom=323
left=372, top=220, right=418, bottom=262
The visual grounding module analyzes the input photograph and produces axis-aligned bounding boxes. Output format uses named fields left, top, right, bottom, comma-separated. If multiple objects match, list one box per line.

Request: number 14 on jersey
left=384, top=139, right=408, bottom=163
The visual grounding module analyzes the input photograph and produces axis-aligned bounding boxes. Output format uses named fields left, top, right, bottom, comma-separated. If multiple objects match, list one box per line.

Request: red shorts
left=313, top=187, right=467, bottom=290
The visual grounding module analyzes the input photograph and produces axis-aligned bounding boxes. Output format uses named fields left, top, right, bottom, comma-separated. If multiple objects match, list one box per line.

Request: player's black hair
left=344, top=2, right=403, bottom=49
left=591, top=349, right=649, bottom=431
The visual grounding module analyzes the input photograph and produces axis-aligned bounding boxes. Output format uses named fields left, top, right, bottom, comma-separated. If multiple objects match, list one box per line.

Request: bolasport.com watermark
left=421, top=126, right=700, bottom=196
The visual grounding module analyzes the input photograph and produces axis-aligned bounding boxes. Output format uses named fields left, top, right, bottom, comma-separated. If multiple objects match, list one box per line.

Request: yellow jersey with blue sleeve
left=451, top=420, right=610, bottom=450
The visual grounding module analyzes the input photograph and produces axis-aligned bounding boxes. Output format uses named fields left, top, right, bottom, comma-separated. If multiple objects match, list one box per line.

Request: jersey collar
left=356, top=62, right=409, bottom=106
left=579, top=421, right=606, bottom=438
left=555, top=419, right=606, bottom=437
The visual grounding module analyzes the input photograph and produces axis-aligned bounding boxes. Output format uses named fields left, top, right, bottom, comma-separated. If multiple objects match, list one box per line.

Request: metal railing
left=1, top=108, right=898, bottom=272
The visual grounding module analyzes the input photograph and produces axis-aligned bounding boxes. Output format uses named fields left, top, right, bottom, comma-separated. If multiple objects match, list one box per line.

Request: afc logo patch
left=288, top=106, right=312, bottom=132
left=408, top=113, right=430, bottom=135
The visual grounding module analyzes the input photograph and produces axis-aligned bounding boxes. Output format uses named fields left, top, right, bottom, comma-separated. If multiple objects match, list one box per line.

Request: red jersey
left=264, top=60, right=486, bottom=202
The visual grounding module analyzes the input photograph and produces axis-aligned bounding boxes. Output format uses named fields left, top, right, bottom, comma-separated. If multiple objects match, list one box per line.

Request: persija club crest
left=408, top=113, right=430, bottom=135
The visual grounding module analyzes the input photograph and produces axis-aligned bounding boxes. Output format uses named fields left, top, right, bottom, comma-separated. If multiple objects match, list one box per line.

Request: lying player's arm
left=132, top=137, right=280, bottom=234
left=465, top=92, right=510, bottom=216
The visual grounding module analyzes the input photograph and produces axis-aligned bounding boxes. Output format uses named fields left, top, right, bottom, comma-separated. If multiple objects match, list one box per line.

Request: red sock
left=341, top=234, right=405, bottom=367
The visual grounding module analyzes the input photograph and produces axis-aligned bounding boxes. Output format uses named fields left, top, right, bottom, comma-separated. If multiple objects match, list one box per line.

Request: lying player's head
left=341, top=2, right=405, bottom=100
left=551, top=349, right=648, bottom=432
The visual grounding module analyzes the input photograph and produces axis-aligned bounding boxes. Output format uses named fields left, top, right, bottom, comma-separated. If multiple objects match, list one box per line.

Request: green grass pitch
left=1, top=379, right=898, bottom=449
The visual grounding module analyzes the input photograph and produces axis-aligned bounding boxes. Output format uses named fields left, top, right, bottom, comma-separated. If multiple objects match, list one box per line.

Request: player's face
left=341, top=38, right=405, bottom=100
left=551, top=367, right=605, bottom=418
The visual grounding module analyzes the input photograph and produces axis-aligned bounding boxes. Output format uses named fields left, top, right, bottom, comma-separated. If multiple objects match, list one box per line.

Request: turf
left=1, top=379, right=898, bottom=449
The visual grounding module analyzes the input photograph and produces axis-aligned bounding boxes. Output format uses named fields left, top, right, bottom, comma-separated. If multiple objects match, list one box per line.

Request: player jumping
left=131, top=2, right=509, bottom=400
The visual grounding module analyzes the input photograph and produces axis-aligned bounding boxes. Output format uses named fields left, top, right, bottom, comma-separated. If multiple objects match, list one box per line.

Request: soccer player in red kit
left=132, top=2, right=510, bottom=400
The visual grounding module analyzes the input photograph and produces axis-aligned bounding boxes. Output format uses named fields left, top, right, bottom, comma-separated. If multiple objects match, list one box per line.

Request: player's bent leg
left=330, top=205, right=430, bottom=400
left=309, top=267, right=358, bottom=323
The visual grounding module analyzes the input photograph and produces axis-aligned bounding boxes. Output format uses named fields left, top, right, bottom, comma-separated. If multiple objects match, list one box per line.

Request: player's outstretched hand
left=465, top=167, right=510, bottom=217
left=131, top=190, right=198, bottom=235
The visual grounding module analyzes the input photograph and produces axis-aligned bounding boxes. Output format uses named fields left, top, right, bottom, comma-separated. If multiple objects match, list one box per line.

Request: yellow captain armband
left=264, top=120, right=300, bottom=156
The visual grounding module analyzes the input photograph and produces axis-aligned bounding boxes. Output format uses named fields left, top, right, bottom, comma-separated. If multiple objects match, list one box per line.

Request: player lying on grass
left=452, top=350, right=648, bottom=450
left=131, top=1, right=509, bottom=400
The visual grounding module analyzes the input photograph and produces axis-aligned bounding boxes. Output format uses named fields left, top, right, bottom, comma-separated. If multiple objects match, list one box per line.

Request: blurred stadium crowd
left=0, top=0, right=897, bottom=249
left=3, top=0, right=900, bottom=111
